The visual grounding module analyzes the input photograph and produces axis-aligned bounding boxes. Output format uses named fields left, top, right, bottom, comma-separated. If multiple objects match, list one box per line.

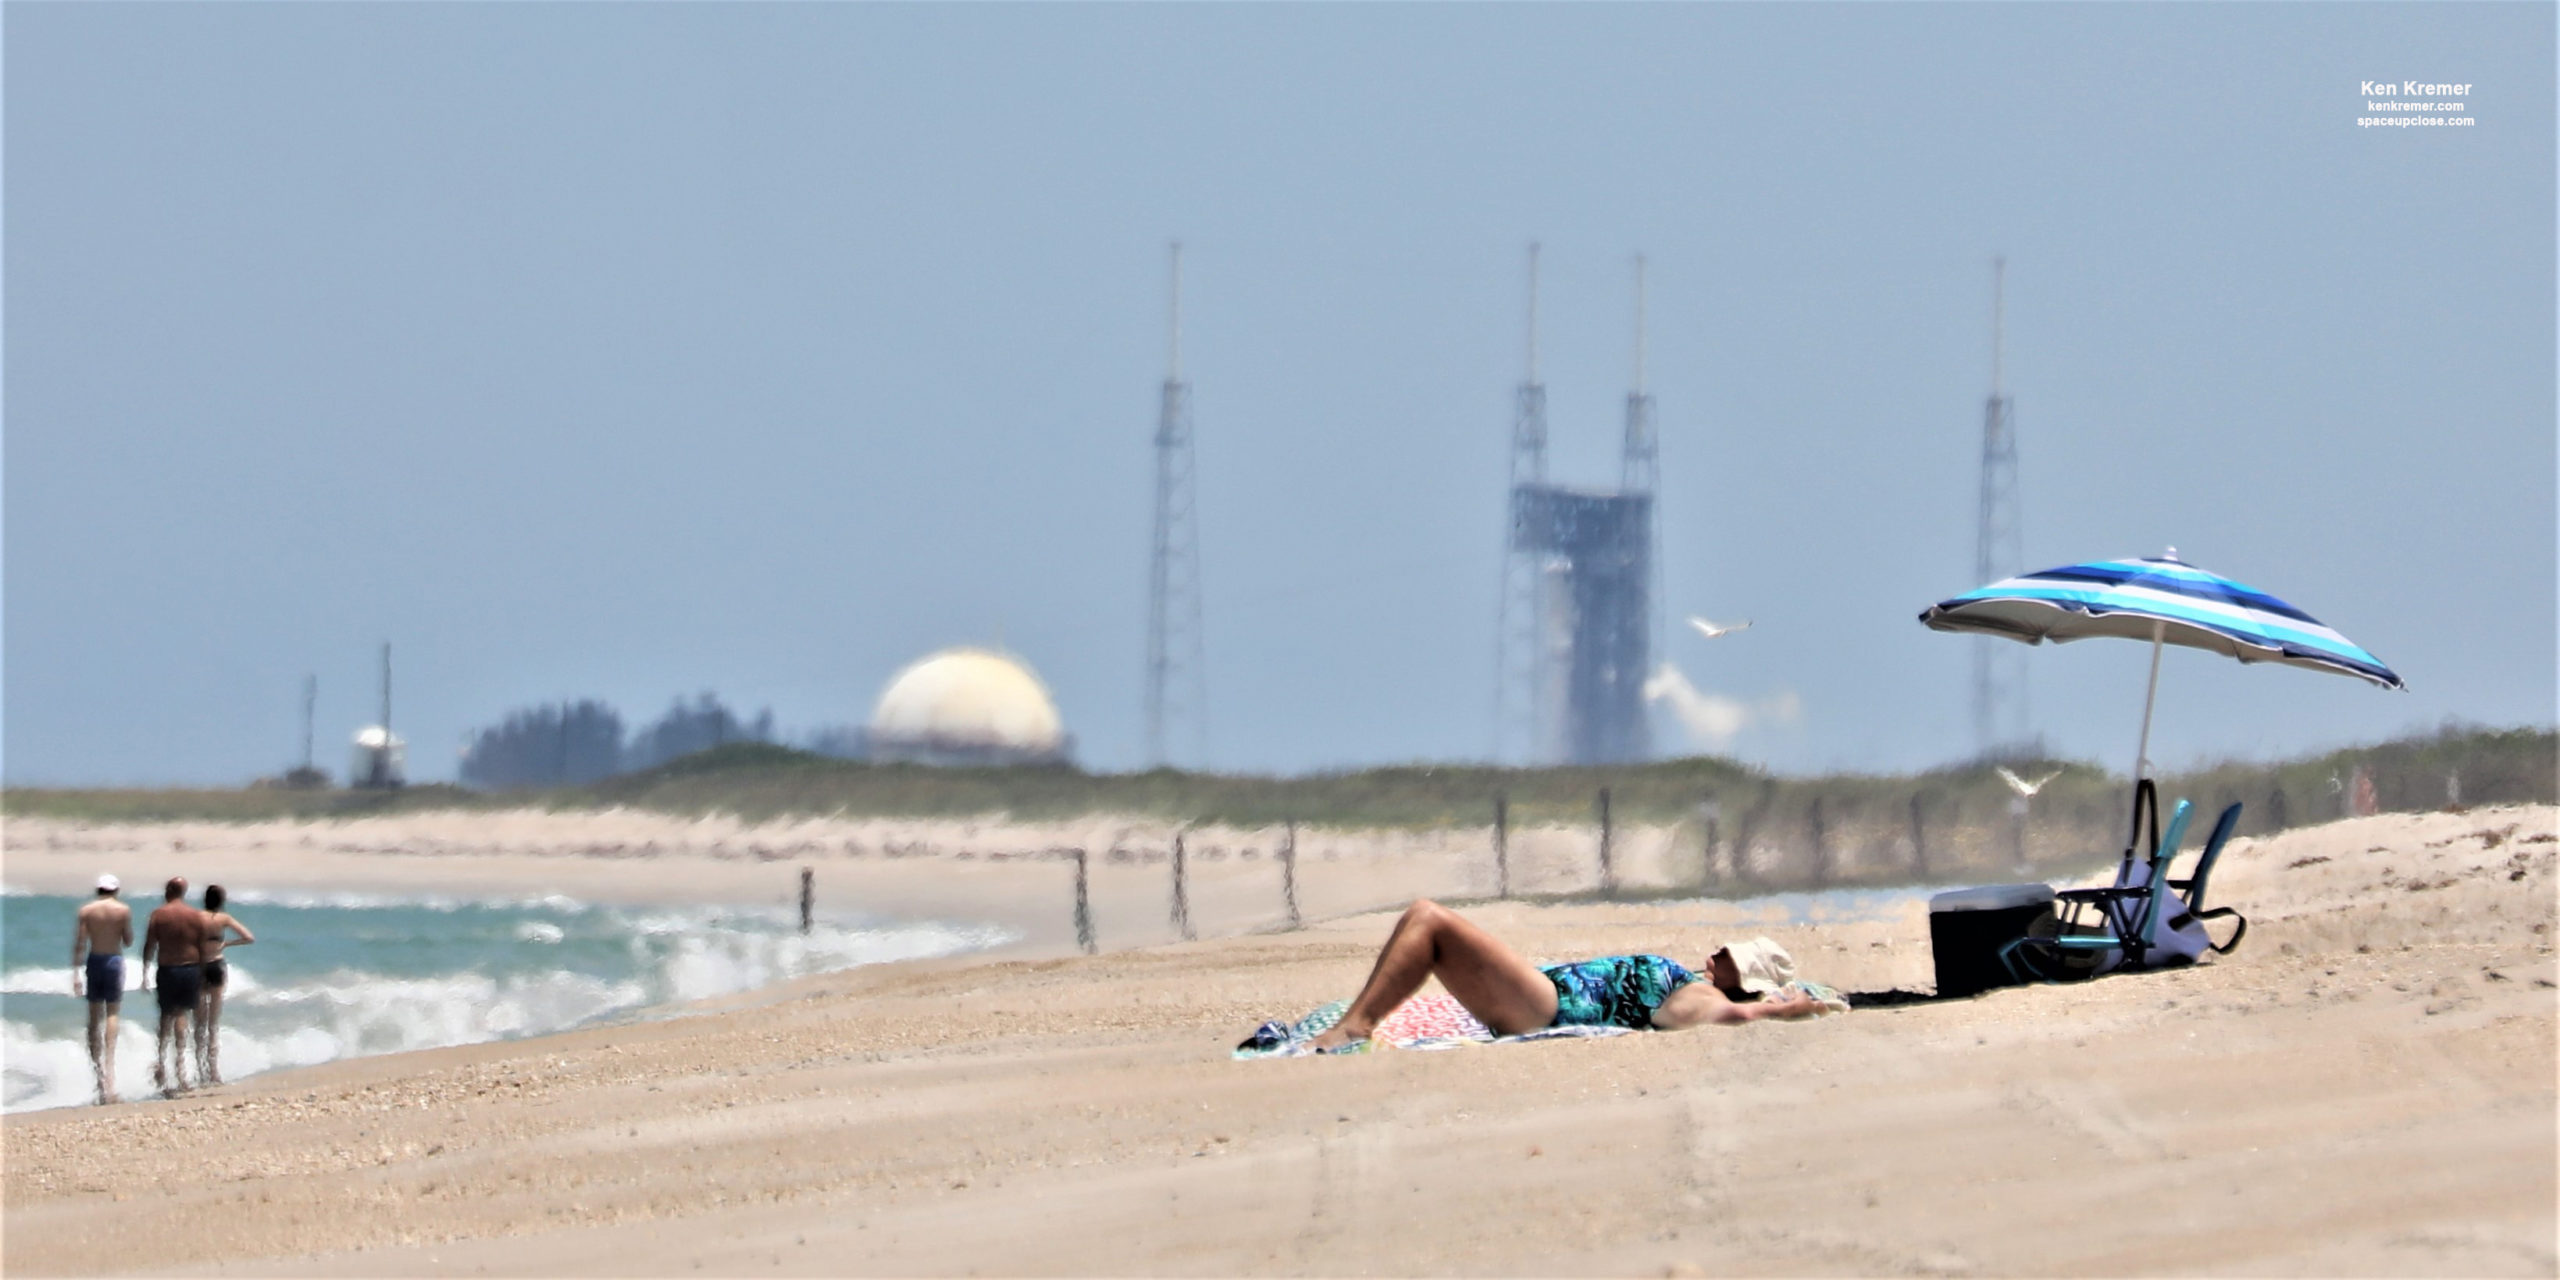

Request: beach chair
left=2161, top=802, right=2249, bottom=958
left=2000, top=797, right=2193, bottom=983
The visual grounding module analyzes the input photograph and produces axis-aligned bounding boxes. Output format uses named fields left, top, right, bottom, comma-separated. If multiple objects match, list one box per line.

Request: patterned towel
left=1234, top=980, right=1850, bottom=1059
left=1234, top=994, right=1633, bottom=1059
left=1777, top=979, right=1852, bottom=1016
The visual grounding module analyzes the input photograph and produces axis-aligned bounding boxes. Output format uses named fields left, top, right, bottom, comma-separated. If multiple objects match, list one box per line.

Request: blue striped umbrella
left=1919, top=549, right=2402, bottom=777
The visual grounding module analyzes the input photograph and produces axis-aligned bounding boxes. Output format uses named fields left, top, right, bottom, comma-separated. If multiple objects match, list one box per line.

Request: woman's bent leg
left=1308, top=900, right=1557, bottom=1047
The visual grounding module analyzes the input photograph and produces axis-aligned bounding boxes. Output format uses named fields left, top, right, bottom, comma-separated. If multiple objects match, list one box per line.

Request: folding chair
left=2000, top=795, right=2192, bottom=983
left=2163, top=801, right=2249, bottom=957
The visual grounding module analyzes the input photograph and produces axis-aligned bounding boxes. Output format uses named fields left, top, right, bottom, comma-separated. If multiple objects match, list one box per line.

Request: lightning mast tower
left=1622, top=253, right=1662, bottom=671
left=1144, top=241, right=1206, bottom=768
left=1973, top=256, right=2028, bottom=759
left=1621, top=254, right=1657, bottom=494
left=1492, top=243, right=1551, bottom=761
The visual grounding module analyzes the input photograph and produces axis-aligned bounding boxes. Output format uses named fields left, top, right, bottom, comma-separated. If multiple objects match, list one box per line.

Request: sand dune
left=3, top=805, right=2552, bottom=1276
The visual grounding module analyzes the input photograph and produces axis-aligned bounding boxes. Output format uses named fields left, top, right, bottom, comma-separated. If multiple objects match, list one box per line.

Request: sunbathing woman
left=1304, top=898, right=1825, bottom=1051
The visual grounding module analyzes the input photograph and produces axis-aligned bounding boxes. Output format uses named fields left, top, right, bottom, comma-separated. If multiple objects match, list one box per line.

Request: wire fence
left=1029, top=727, right=2553, bottom=954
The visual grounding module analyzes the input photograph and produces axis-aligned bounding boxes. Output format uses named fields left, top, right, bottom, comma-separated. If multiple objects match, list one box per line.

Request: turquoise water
left=1, top=889, right=1010, bottom=1112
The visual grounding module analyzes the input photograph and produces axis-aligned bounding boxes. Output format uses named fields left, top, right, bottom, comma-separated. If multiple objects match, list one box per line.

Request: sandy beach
left=3, top=803, right=2553, bottom=1276
left=1, top=807, right=1738, bottom=959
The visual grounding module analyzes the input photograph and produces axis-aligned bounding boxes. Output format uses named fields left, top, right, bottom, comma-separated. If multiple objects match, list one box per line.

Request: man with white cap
left=72, top=874, right=133, bottom=1104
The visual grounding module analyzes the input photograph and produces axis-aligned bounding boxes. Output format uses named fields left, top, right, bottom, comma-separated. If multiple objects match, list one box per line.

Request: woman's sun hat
left=1722, top=936, right=1797, bottom=994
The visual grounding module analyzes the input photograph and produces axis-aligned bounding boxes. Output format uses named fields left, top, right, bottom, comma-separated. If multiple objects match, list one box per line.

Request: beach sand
left=3, top=804, right=2553, bottom=1276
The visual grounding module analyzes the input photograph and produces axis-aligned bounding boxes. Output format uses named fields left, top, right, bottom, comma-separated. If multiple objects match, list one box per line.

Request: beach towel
left=1234, top=995, right=1636, bottom=1058
left=1234, top=980, right=1850, bottom=1059
left=1774, top=978, right=1852, bottom=1015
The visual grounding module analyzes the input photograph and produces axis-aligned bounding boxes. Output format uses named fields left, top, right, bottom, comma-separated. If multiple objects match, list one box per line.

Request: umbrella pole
left=2132, top=621, right=2165, bottom=779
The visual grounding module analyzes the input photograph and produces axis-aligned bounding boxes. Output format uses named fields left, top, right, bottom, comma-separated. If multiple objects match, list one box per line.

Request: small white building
left=350, top=725, right=408, bottom=788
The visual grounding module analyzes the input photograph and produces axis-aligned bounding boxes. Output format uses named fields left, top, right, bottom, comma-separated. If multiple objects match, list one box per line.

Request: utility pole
left=1144, top=241, right=1206, bottom=769
left=300, top=675, right=316, bottom=774
left=361, top=642, right=398, bottom=789
left=1973, top=256, right=2027, bottom=760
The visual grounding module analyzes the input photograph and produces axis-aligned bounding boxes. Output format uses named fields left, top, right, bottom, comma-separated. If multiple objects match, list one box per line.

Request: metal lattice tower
left=1622, top=253, right=1662, bottom=669
left=1493, top=243, right=1551, bottom=762
left=300, top=674, right=317, bottom=774
left=1973, top=255, right=2029, bottom=759
left=1621, top=254, right=1657, bottom=494
left=1145, top=241, right=1207, bottom=768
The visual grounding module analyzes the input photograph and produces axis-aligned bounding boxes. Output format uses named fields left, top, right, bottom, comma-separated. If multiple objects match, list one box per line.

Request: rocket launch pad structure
left=1495, top=248, right=1658, bottom=766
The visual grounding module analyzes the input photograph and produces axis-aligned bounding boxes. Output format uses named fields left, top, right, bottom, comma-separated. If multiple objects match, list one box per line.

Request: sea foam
left=0, top=895, right=1009, bottom=1113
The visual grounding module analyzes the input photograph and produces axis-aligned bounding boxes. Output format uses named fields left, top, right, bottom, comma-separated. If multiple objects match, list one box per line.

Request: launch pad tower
left=1494, top=248, right=1657, bottom=766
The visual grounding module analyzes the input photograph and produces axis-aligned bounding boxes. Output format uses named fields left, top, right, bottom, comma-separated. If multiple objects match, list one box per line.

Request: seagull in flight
left=1687, top=616, right=1754, bottom=640
left=1995, top=766, right=2062, bottom=798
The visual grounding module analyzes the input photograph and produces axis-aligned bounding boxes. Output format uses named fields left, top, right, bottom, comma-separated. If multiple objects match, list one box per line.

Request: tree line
left=460, top=693, right=854, bottom=788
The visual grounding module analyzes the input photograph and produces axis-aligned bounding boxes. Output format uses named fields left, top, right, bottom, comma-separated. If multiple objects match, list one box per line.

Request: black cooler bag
left=1928, top=883, right=2056, bottom=998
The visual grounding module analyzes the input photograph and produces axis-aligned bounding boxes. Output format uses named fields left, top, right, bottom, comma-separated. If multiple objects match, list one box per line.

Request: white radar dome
left=868, top=648, right=1068, bottom=764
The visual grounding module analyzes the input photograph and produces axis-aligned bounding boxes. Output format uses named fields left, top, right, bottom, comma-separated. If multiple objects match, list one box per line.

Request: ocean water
left=0, top=889, right=1011, bottom=1113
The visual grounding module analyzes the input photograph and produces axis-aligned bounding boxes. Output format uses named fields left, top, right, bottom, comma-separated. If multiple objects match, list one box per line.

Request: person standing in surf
left=141, top=877, right=208, bottom=1096
left=193, top=884, right=255, bottom=1086
left=71, top=874, right=133, bottom=1105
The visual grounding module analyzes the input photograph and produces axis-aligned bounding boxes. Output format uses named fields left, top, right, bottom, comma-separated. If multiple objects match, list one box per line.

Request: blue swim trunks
left=1541, top=954, right=1699, bottom=1030
left=84, top=954, right=124, bottom=1004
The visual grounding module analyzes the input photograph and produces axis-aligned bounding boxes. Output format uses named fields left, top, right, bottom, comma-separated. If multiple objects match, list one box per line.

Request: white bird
left=1995, top=766, right=2062, bottom=798
left=1687, top=616, right=1754, bottom=640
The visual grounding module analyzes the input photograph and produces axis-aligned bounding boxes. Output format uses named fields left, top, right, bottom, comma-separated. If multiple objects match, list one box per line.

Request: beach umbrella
left=1918, top=549, right=2403, bottom=779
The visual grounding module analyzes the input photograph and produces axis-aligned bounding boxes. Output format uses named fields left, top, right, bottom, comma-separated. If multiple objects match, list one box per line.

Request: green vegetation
left=0, top=784, right=490, bottom=825
left=2155, top=724, right=2556, bottom=835
left=6, top=726, right=2548, bottom=841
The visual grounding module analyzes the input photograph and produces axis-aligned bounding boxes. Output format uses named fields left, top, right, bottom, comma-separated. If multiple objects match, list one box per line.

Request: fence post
left=1073, top=848, right=1097, bottom=955
left=1280, top=820, right=1301, bottom=929
left=1732, top=782, right=1771, bottom=889
left=1493, top=792, right=1510, bottom=899
left=1699, top=798, right=1721, bottom=889
left=2008, top=794, right=2030, bottom=874
left=1170, top=830, right=1194, bottom=941
left=798, top=865, right=814, bottom=935
left=1596, top=787, right=1615, bottom=896
left=1807, top=796, right=1829, bottom=887
left=1907, top=793, right=1930, bottom=881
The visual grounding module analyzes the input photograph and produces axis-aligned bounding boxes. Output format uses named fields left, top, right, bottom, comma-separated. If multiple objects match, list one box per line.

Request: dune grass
left=6, top=727, right=2547, bottom=843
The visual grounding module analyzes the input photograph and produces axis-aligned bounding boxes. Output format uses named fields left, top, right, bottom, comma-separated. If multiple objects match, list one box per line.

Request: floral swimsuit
left=1540, top=954, right=1699, bottom=1029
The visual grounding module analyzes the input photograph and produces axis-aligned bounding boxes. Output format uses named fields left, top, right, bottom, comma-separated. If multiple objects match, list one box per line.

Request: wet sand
left=3, top=804, right=2553, bottom=1276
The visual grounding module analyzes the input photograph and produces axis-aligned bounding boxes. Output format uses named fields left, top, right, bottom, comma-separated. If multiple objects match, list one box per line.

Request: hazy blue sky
left=6, top=3, right=2552, bottom=786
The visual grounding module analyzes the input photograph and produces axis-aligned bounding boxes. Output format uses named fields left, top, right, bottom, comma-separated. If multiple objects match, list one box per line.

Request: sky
left=5, top=3, right=2552, bottom=786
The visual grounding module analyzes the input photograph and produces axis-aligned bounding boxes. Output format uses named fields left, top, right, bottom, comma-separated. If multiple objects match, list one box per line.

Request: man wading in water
left=142, top=878, right=207, bottom=1096
left=71, top=875, right=133, bottom=1105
